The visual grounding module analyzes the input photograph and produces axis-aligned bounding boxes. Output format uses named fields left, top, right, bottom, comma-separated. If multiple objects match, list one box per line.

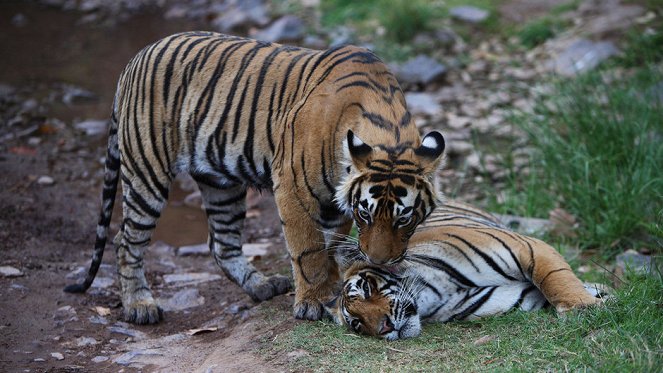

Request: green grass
left=268, top=271, right=663, bottom=371
left=486, top=66, right=663, bottom=256
left=516, top=17, right=566, bottom=48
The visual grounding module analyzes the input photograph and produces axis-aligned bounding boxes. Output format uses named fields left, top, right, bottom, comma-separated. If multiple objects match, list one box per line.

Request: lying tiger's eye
left=358, top=210, right=370, bottom=221
left=350, top=319, right=360, bottom=329
left=398, top=216, right=411, bottom=225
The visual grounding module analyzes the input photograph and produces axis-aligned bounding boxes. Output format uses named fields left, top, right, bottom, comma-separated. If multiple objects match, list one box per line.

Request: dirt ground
left=0, top=3, right=304, bottom=372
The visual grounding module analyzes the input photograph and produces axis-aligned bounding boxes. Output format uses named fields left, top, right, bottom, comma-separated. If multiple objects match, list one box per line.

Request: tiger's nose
left=379, top=318, right=395, bottom=335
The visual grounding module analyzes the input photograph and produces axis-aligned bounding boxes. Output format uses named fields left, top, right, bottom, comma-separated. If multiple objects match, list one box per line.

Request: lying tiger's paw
left=293, top=299, right=323, bottom=321
left=245, top=274, right=292, bottom=302
left=122, top=299, right=163, bottom=324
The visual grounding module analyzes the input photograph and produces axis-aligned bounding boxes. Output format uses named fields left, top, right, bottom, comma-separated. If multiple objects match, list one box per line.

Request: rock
left=158, top=288, right=205, bottom=312
left=92, top=356, right=109, bottom=363
left=164, top=5, right=187, bottom=19
left=404, top=92, right=442, bottom=117
left=61, top=85, right=97, bottom=105
left=150, top=240, right=175, bottom=255
left=583, top=4, right=644, bottom=36
left=303, top=35, right=327, bottom=49
left=11, top=13, right=28, bottom=27
left=616, top=250, right=653, bottom=275
left=177, top=243, right=208, bottom=257
left=287, top=349, right=309, bottom=360
left=0, top=266, right=24, bottom=277
left=548, top=39, right=619, bottom=76
left=473, top=335, right=496, bottom=346
left=53, top=306, right=78, bottom=326
left=329, top=26, right=354, bottom=47
left=51, top=352, right=64, bottom=360
left=74, top=119, right=108, bottom=136
left=113, top=349, right=163, bottom=366
left=447, top=141, right=474, bottom=156
left=450, top=6, right=489, bottom=24
left=252, top=15, right=305, bottom=43
left=162, top=272, right=222, bottom=287
left=395, top=55, right=447, bottom=86
left=242, top=243, right=270, bottom=257
left=107, top=322, right=147, bottom=340
left=37, top=176, right=55, bottom=186
left=34, top=358, right=46, bottom=362
left=76, top=337, right=99, bottom=347
left=227, top=302, right=249, bottom=315
left=88, top=315, right=108, bottom=325
left=495, top=214, right=551, bottom=235
left=211, top=0, right=269, bottom=32
left=91, top=276, right=114, bottom=289
left=446, top=113, right=471, bottom=130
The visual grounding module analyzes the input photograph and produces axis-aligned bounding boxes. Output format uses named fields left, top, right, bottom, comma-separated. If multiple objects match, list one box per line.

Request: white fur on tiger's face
left=334, top=265, right=422, bottom=341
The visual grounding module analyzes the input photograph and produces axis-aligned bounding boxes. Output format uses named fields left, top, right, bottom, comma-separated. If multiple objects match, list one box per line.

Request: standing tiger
left=64, top=32, right=445, bottom=324
left=327, top=201, right=608, bottom=340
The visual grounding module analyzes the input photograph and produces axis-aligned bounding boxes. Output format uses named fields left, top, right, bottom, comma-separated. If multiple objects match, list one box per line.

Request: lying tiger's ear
left=346, top=130, right=372, bottom=169
left=415, top=131, right=445, bottom=172
left=322, top=295, right=342, bottom=325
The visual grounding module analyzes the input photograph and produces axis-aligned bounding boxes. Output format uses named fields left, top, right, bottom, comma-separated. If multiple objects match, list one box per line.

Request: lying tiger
left=326, top=201, right=607, bottom=340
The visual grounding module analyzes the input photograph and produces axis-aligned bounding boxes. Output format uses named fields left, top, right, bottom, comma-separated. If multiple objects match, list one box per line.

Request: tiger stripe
left=64, top=32, right=445, bottom=324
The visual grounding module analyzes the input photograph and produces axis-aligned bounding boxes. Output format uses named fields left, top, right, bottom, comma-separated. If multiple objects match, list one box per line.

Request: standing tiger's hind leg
left=197, top=182, right=292, bottom=301
left=116, top=173, right=171, bottom=324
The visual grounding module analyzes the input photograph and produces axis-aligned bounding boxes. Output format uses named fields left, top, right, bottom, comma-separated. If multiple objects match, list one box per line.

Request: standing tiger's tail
left=63, top=106, right=121, bottom=293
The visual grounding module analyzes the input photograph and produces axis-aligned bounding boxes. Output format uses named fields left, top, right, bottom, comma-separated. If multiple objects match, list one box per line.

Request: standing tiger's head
left=336, top=130, right=445, bottom=266
left=324, top=263, right=421, bottom=341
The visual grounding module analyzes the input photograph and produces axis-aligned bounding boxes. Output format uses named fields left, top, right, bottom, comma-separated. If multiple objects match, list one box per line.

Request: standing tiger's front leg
left=196, top=181, right=291, bottom=301
left=275, top=188, right=346, bottom=320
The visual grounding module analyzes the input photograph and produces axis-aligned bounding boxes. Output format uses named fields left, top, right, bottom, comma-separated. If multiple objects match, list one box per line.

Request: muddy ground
left=0, top=3, right=304, bottom=372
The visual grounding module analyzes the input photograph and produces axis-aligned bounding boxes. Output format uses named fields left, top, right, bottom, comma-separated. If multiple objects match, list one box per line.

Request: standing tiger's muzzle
left=359, top=228, right=408, bottom=265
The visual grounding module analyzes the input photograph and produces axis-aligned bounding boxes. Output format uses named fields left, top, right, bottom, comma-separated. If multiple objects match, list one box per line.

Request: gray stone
left=91, top=276, right=114, bottom=289
left=549, top=39, right=619, bottom=76
left=616, top=250, right=653, bottom=275
left=92, top=355, right=109, bottom=363
left=329, top=26, right=354, bottom=47
left=53, top=306, right=78, bottom=326
left=162, top=272, right=222, bottom=287
left=62, top=85, right=97, bottom=105
left=242, top=243, right=270, bottom=257
left=447, top=141, right=474, bottom=156
left=211, top=0, right=269, bottom=32
left=37, top=176, right=55, bottom=186
left=450, top=6, right=489, bottom=23
left=75, top=119, right=108, bottom=136
left=107, top=322, right=147, bottom=340
left=404, top=92, right=442, bottom=117
left=395, top=55, right=447, bottom=86
left=88, top=315, right=108, bottom=325
left=252, top=15, right=305, bottom=43
left=34, top=358, right=46, bottom=362
left=158, top=288, right=205, bottom=312
left=76, top=337, right=99, bottom=347
left=0, top=266, right=24, bottom=277
left=113, top=349, right=162, bottom=366
left=11, top=13, right=28, bottom=27
left=51, top=352, right=64, bottom=360
left=495, top=214, right=551, bottom=235
left=177, top=243, right=208, bottom=257
left=227, top=302, right=248, bottom=315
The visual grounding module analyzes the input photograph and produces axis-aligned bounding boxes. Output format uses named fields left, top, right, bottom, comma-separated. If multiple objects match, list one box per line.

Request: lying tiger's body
left=64, top=32, right=445, bottom=324
left=330, top=201, right=606, bottom=340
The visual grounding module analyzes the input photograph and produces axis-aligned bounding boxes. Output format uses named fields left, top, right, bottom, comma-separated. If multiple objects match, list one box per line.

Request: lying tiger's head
left=336, top=130, right=444, bottom=265
left=325, top=263, right=421, bottom=341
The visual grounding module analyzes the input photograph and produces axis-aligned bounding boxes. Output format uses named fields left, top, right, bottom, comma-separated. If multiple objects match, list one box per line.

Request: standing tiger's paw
left=244, top=274, right=292, bottom=302
left=293, top=299, right=324, bottom=320
left=122, top=299, right=163, bottom=324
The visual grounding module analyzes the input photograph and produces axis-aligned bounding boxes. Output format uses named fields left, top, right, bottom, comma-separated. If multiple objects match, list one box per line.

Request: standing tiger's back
left=66, top=32, right=447, bottom=325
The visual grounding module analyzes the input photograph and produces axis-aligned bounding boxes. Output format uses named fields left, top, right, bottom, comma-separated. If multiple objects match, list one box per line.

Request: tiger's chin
left=383, top=315, right=422, bottom=341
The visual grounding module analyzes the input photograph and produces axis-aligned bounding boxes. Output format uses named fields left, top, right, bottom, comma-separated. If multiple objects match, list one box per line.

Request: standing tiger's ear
left=345, top=130, right=372, bottom=169
left=415, top=131, right=445, bottom=171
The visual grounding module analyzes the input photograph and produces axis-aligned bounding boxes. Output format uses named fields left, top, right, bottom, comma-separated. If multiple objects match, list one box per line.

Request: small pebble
left=0, top=266, right=24, bottom=277
left=92, top=355, right=109, bottom=363
left=37, top=176, right=55, bottom=186
left=50, top=352, right=64, bottom=360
